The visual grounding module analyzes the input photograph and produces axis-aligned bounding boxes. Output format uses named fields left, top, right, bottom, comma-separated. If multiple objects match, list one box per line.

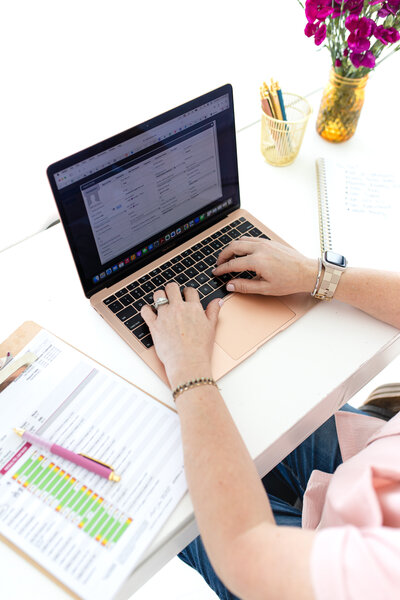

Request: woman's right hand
left=212, top=237, right=318, bottom=297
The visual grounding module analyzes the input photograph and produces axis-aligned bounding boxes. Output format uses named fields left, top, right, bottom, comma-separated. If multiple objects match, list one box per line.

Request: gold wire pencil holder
left=260, top=93, right=312, bottom=167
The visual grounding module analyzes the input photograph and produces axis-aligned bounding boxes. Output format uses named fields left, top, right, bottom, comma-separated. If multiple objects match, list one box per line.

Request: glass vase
left=316, top=69, right=368, bottom=143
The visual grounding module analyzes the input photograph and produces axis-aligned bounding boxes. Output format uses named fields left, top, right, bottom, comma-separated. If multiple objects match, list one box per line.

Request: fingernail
left=226, top=283, right=235, bottom=292
left=218, top=299, right=224, bottom=307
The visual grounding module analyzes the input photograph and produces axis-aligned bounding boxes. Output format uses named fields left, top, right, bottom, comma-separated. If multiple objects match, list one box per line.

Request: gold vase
left=316, top=69, right=368, bottom=143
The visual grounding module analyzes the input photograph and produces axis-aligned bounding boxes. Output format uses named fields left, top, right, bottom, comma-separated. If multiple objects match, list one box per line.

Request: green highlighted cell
left=67, top=487, right=86, bottom=509
left=61, top=485, right=79, bottom=507
left=53, top=474, right=69, bottom=496
left=107, top=520, right=123, bottom=543
left=98, top=515, right=116, bottom=540
left=56, top=478, right=75, bottom=501
left=93, top=511, right=110, bottom=538
left=44, top=469, right=63, bottom=493
left=30, top=465, right=47, bottom=486
left=24, top=457, right=42, bottom=479
left=14, top=457, right=34, bottom=478
left=84, top=504, right=105, bottom=535
left=73, top=489, right=90, bottom=513
left=79, top=493, right=98, bottom=517
left=39, top=466, right=58, bottom=491
left=112, top=519, right=132, bottom=544
left=26, top=460, right=45, bottom=484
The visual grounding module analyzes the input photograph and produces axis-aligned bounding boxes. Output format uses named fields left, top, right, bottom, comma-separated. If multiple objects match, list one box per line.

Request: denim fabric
left=178, top=404, right=365, bottom=600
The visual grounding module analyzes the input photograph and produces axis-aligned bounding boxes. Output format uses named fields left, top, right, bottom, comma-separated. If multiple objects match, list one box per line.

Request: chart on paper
left=0, top=329, right=187, bottom=600
left=11, top=450, right=133, bottom=547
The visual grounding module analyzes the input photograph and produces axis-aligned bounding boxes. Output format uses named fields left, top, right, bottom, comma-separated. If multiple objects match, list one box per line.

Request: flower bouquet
left=297, top=1, right=400, bottom=141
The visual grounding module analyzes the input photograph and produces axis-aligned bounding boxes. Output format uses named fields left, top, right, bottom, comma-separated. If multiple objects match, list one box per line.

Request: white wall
left=1, top=0, right=329, bottom=251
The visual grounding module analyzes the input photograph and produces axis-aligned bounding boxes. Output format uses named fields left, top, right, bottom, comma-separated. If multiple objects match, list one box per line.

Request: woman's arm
left=212, top=237, right=400, bottom=329
left=142, top=284, right=315, bottom=600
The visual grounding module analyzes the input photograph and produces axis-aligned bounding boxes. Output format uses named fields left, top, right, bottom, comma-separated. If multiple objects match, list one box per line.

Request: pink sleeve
left=310, top=526, right=400, bottom=600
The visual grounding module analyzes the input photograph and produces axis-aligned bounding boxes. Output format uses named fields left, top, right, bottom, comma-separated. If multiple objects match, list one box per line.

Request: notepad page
left=0, top=329, right=187, bottom=600
left=320, top=158, right=400, bottom=271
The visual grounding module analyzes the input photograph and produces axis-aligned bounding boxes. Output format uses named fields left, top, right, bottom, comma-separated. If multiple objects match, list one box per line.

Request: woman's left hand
left=141, top=283, right=221, bottom=389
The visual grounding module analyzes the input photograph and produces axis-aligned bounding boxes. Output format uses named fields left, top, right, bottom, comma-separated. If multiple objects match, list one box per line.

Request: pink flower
left=374, top=25, right=400, bottom=44
left=335, top=58, right=342, bottom=67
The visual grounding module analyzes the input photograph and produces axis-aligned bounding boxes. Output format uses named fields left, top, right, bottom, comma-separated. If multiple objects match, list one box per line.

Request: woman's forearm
left=334, top=267, right=400, bottom=329
left=175, top=385, right=274, bottom=583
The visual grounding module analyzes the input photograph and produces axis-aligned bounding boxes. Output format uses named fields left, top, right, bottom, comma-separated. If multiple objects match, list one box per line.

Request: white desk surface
left=1, top=86, right=399, bottom=599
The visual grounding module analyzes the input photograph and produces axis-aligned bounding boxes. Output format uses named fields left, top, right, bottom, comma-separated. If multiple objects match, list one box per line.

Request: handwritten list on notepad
left=317, top=158, right=400, bottom=271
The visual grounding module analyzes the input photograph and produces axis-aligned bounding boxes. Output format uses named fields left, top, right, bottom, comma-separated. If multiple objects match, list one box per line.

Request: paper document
left=316, top=158, right=400, bottom=271
left=0, top=330, right=187, bottom=600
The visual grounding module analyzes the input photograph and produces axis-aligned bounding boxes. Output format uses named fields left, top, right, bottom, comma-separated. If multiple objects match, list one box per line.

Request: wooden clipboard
left=0, top=321, right=171, bottom=600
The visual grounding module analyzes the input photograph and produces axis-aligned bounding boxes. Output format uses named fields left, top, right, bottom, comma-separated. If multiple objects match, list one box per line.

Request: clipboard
left=0, top=322, right=80, bottom=599
left=0, top=321, right=176, bottom=600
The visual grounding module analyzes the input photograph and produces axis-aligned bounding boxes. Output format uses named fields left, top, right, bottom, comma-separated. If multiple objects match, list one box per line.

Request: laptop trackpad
left=215, top=294, right=295, bottom=360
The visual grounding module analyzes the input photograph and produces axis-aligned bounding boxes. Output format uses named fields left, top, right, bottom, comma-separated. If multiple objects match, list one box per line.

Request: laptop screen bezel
left=47, top=83, right=240, bottom=298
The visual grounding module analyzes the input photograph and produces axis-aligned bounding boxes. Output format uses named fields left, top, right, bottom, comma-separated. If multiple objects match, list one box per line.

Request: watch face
left=325, top=251, right=347, bottom=268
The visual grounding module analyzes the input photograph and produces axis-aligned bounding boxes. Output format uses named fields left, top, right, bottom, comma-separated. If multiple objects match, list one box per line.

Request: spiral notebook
left=316, top=157, right=400, bottom=271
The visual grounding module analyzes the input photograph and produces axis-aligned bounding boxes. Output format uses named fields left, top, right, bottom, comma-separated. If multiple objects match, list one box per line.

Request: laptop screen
left=47, top=84, right=240, bottom=298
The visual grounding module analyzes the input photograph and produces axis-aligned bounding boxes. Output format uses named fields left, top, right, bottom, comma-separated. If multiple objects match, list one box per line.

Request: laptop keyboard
left=103, top=217, right=270, bottom=349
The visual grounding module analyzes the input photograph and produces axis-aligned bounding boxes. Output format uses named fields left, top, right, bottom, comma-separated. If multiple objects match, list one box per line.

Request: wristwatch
left=313, top=250, right=347, bottom=301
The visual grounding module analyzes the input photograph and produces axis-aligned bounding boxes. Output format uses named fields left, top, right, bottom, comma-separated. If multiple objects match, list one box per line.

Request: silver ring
left=153, top=297, right=169, bottom=310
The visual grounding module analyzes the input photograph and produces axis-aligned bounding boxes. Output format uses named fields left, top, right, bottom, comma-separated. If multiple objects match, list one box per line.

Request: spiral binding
left=316, top=157, right=332, bottom=254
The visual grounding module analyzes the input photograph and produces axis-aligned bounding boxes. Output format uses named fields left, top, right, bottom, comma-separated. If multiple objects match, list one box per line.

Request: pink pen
left=13, top=428, right=120, bottom=482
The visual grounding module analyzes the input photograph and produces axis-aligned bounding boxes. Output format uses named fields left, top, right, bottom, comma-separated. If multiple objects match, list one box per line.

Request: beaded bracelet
left=172, top=377, right=219, bottom=401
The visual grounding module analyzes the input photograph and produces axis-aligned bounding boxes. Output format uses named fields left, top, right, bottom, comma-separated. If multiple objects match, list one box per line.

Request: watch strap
left=314, top=265, right=343, bottom=300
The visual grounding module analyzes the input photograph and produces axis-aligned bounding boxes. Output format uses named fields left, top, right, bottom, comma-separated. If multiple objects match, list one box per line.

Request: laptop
left=47, top=84, right=314, bottom=384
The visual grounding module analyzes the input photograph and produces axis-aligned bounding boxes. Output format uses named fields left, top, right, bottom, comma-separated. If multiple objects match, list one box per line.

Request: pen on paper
left=13, top=428, right=121, bottom=482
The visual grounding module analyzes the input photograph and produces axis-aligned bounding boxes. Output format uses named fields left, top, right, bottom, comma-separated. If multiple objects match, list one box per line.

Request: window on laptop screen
left=48, top=85, right=240, bottom=297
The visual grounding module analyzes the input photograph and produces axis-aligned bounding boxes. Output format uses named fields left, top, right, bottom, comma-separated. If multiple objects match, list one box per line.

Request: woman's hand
left=212, top=237, right=318, bottom=297
left=141, top=283, right=221, bottom=389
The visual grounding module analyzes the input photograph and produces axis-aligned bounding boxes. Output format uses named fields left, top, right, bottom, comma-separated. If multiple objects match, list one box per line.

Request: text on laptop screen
left=47, top=85, right=240, bottom=297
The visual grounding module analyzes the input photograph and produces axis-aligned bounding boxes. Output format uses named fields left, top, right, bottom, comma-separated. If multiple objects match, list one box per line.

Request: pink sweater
left=303, top=411, right=400, bottom=599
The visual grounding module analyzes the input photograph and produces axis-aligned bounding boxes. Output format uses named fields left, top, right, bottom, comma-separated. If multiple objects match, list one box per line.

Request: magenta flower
left=348, top=33, right=371, bottom=52
left=300, top=0, right=400, bottom=76
left=388, top=0, right=400, bottom=13
left=350, top=50, right=376, bottom=68
left=305, top=22, right=318, bottom=37
left=378, top=1, right=400, bottom=16
left=374, top=25, right=400, bottom=44
left=345, top=15, right=376, bottom=37
left=345, top=16, right=376, bottom=53
left=315, top=22, right=327, bottom=45
left=305, top=0, right=334, bottom=23
left=344, top=0, right=364, bottom=14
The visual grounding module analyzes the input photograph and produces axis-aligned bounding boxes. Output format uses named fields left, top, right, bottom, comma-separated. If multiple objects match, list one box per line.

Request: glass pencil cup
left=260, top=93, right=312, bottom=167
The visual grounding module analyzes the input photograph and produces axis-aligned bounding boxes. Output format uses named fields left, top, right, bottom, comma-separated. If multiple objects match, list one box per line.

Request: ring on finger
left=153, top=296, right=169, bottom=311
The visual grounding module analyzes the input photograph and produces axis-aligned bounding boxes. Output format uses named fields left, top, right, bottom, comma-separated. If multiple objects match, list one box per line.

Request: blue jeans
left=178, top=404, right=364, bottom=600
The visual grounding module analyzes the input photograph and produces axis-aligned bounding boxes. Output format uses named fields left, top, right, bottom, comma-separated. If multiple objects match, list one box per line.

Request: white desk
left=1, top=86, right=399, bottom=599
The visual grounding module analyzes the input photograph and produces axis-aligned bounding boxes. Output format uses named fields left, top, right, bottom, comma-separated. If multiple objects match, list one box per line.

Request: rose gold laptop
left=47, top=84, right=314, bottom=384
